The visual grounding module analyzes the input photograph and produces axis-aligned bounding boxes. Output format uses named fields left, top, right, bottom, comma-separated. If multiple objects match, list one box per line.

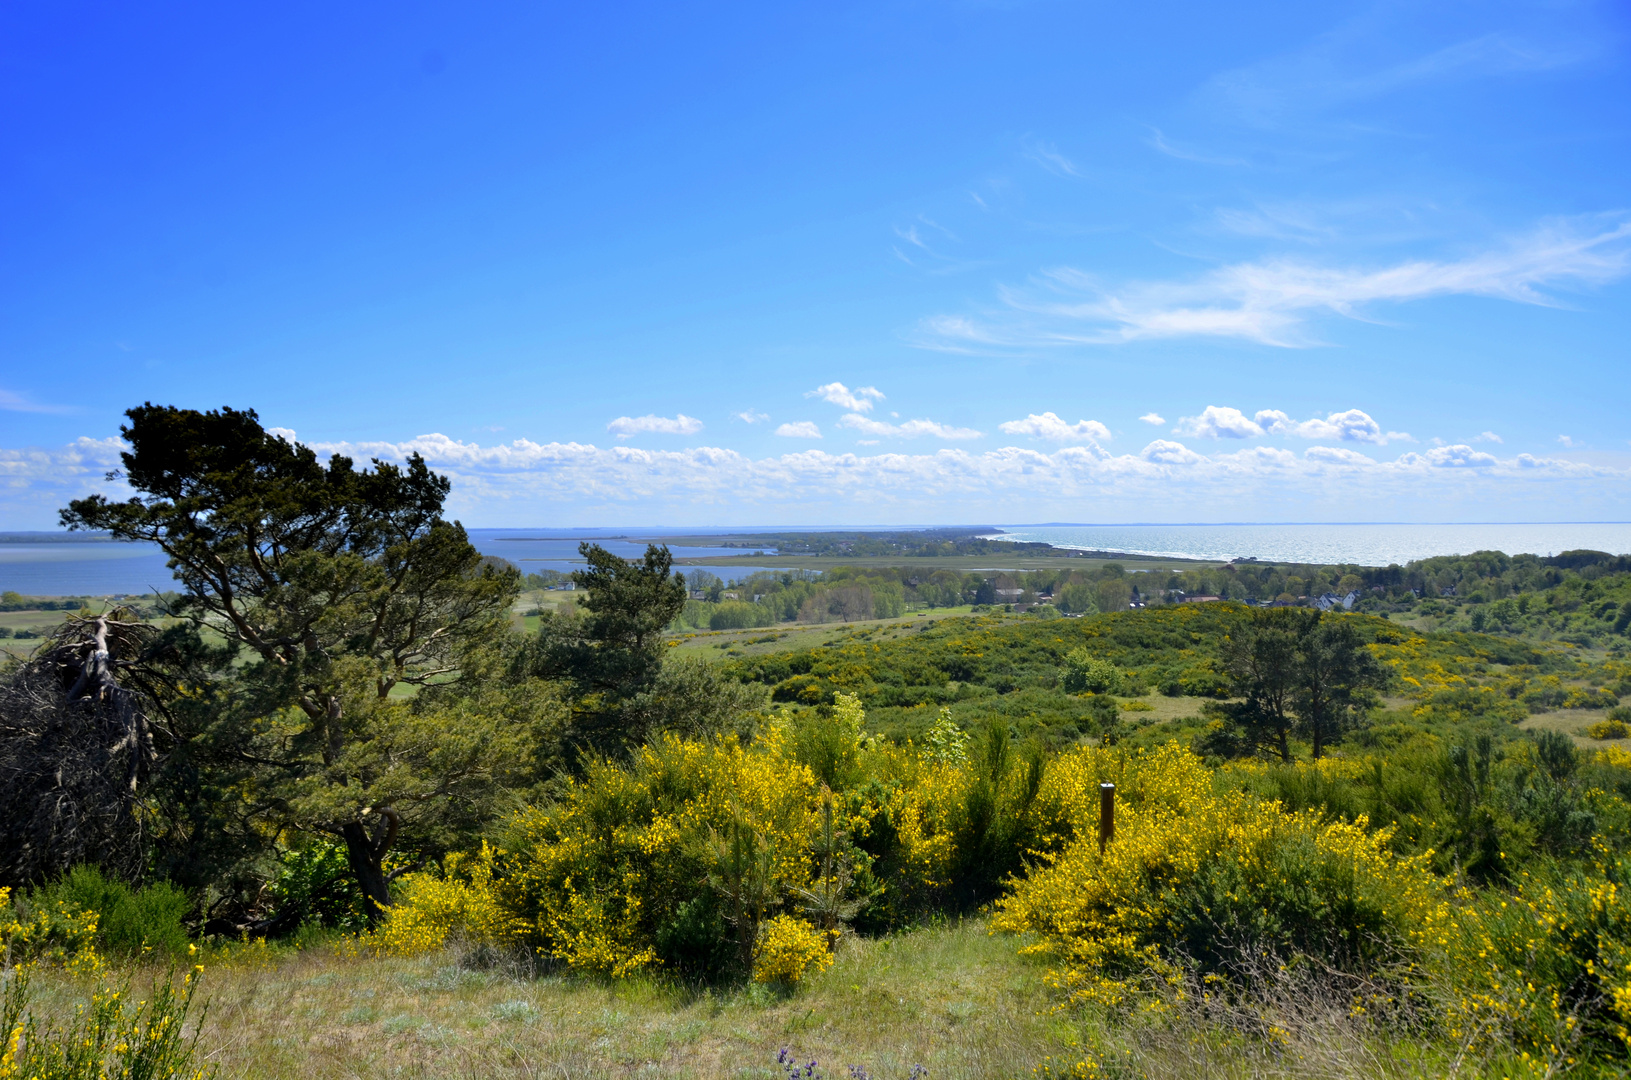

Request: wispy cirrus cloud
left=606, top=414, right=704, bottom=439
left=914, top=216, right=1631, bottom=349
left=838, top=414, right=982, bottom=441
left=1144, top=127, right=1245, bottom=167
left=734, top=410, right=770, bottom=424
left=1208, top=30, right=1596, bottom=127
left=0, top=388, right=75, bottom=414
left=998, top=412, right=1111, bottom=444
left=1021, top=136, right=1081, bottom=178
left=806, top=382, right=885, bottom=412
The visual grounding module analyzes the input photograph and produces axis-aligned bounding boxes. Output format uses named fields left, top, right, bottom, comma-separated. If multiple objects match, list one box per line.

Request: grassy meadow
left=15, top=918, right=1484, bottom=1080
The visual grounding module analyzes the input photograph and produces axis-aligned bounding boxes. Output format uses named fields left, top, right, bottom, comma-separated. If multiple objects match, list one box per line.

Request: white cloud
left=265, top=427, right=298, bottom=442
left=1138, top=413, right=1165, bottom=425
left=1174, top=406, right=1264, bottom=439
left=1558, top=435, right=1580, bottom=447
left=1305, top=445, right=1377, bottom=467
left=839, top=414, right=982, bottom=440
left=774, top=421, right=822, bottom=439
left=1253, top=408, right=1410, bottom=445
left=606, top=414, right=704, bottom=439
left=998, top=412, right=1111, bottom=443
left=806, top=383, right=885, bottom=413
left=1411, top=445, right=1501, bottom=468
left=916, top=216, right=1631, bottom=349
left=1475, top=431, right=1503, bottom=443
left=1140, top=440, right=1206, bottom=465
left=734, top=410, right=770, bottom=424
left=1170, top=406, right=1410, bottom=445
left=0, top=436, right=130, bottom=522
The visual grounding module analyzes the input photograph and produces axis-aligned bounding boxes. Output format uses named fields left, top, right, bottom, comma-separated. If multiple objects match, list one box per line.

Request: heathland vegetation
left=1, top=405, right=1630, bottom=1078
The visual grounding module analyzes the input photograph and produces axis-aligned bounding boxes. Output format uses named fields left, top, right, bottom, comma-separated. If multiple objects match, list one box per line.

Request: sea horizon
left=3, top=520, right=1630, bottom=596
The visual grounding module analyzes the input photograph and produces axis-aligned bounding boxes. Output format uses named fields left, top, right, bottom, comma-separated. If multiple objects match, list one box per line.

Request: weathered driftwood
left=0, top=610, right=158, bottom=886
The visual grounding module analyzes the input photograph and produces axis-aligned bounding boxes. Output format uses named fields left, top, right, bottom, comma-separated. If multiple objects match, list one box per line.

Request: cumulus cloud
left=734, top=410, right=770, bottom=424
left=1173, top=406, right=1409, bottom=444
left=1253, top=408, right=1410, bottom=445
left=915, top=215, right=1631, bottom=349
left=1558, top=435, right=1581, bottom=447
left=998, top=412, right=1111, bottom=443
left=1406, top=445, right=1501, bottom=468
left=839, top=414, right=982, bottom=440
left=265, top=427, right=298, bottom=443
left=606, top=414, right=704, bottom=439
left=1305, top=445, right=1377, bottom=466
left=774, top=421, right=822, bottom=439
left=0, top=436, right=131, bottom=521
left=1173, top=406, right=1264, bottom=439
left=806, top=382, right=885, bottom=413
left=1141, top=440, right=1206, bottom=465
left=1139, top=413, right=1165, bottom=425
left=1474, top=431, right=1503, bottom=443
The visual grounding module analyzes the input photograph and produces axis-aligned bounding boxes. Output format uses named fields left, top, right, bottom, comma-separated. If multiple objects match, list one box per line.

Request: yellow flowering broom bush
left=365, top=844, right=526, bottom=957
left=499, top=733, right=825, bottom=978
left=752, top=915, right=833, bottom=985
left=1432, top=860, right=1631, bottom=1063
left=491, top=712, right=975, bottom=981
left=0, top=885, right=102, bottom=974
left=993, top=742, right=1449, bottom=1006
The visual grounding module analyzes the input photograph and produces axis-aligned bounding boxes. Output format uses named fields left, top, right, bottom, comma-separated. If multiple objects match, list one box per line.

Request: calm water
left=0, top=527, right=792, bottom=596
left=5, top=522, right=1628, bottom=595
left=992, top=523, right=1631, bottom=567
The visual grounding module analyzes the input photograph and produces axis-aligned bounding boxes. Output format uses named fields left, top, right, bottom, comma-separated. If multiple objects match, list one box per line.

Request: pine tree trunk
left=341, top=809, right=399, bottom=925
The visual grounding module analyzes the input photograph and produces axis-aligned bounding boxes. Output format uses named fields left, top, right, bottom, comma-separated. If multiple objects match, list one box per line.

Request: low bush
left=994, top=742, right=1447, bottom=1006
left=752, top=914, right=831, bottom=985
left=31, top=865, right=190, bottom=958
left=1435, top=856, right=1631, bottom=1060
left=366, top=844, right=526, bottom=957
left=1588, top=718, right=1629, bottom=740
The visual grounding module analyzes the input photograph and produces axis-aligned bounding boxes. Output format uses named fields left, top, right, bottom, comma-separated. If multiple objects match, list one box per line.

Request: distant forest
left=539, top=546, right=1631, bottom=645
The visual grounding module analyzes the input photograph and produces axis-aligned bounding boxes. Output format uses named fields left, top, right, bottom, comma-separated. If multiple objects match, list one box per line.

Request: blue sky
left=3, top=0, right=1629, bottom=528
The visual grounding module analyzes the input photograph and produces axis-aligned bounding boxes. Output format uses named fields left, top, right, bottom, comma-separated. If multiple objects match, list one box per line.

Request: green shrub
left=36, top=865, right=191, bottom=957
left=1061, top=648, right=1121, bottom=694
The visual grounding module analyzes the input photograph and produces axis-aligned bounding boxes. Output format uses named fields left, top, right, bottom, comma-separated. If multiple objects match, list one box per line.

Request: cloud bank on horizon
left=5, top=399, right=1622, bottom=528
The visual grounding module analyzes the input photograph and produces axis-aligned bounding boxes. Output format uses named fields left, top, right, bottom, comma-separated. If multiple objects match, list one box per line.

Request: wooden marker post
left=1098, top=782, right=1115, bottom=856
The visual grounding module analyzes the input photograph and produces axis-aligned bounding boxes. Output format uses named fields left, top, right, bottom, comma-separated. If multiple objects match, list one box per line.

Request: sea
left=2, top=522, right=1628, bottom=597
left=989, top=523, right=1631, bottom=569
left=0, top=527, right=792, bottom=597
